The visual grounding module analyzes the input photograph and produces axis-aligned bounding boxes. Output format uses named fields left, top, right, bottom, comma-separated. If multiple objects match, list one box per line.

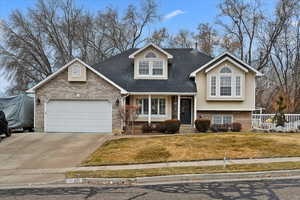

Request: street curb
left=65, top=169, right=300, bottom=186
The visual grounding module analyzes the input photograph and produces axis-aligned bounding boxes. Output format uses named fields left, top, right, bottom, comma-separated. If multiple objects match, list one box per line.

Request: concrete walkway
left=3, top=157, right=300, bottom=175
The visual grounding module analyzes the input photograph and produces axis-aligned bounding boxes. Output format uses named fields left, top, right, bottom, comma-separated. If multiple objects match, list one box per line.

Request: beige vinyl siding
left=195, top=60, right=256, bottom=111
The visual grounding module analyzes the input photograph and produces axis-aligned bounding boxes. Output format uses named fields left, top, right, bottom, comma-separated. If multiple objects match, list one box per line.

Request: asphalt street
left=1, top=178, right=300, bottom=200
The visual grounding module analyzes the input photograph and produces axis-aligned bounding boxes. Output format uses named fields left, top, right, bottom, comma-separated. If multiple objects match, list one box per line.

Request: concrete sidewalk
left=2, top=156, right=300, bottom=176
left=2, top=156, right=300, bottom=186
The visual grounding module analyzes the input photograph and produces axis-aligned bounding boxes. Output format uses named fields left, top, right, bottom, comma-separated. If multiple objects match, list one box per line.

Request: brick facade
left=35, top=66, right=122, bottom=132
left=197, top=111, right=252, bottom=131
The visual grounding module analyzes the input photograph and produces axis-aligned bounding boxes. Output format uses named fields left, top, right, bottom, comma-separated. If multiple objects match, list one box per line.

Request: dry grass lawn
left=68, top=161, right=300, bottom=178
left=83, top=133, right=300, bottom=166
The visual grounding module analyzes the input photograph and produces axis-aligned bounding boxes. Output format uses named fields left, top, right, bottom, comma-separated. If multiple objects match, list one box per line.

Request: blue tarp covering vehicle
left=0, top=94, right=34, bottom=131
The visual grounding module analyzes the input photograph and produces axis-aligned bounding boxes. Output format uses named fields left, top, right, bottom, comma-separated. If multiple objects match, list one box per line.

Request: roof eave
left=128, top=43, right=173, bottom=59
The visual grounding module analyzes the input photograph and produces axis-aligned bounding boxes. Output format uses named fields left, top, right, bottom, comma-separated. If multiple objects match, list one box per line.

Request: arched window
left=220, top=67, right=232, bottom=73
left=145, top=51, right=157, bottom=58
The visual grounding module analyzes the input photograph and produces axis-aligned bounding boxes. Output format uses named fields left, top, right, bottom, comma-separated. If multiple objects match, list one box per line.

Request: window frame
left=137, top=51, right=165, bottom=78
left=207, top=66, right=244, bottom=99
left=136, top=97, right=166, bottom=117
left=212, top=115, right=233, bottom=125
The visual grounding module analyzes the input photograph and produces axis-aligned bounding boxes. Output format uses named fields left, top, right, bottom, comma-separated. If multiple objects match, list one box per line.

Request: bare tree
left=168, top=29, right=193, bottom=48
left=194, top=23, right=219, bottom=56
left=147, top=28, right=169, bottom=46
left=217, top=0, right=263, bottom=64
left=0, top=0, right=159, bottom=94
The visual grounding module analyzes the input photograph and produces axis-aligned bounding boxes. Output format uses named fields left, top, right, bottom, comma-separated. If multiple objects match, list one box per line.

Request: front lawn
left=83, top=133, right=300, bottom=166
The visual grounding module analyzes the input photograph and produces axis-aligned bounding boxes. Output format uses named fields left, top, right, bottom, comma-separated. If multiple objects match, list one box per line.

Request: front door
left=180, top=99, right=192, bottom=124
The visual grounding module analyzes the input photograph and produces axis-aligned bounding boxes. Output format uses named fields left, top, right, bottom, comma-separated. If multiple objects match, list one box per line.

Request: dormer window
left=138, top=51, right=164, bottom=77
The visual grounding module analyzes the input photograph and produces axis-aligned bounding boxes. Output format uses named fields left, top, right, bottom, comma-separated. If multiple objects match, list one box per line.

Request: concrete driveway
left=0, top=133, right=110, bottom=170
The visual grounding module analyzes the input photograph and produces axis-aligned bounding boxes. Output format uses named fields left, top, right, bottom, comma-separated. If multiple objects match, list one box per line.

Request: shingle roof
left=92, top=48, right=213, bottom=93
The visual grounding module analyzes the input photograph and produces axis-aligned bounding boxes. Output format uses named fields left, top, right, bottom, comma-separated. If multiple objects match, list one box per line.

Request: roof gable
left=128, top=43, right=173, bottom=59
left=26, top=58, right=127, bottom=94
left=190, top=52, right=263, bottom=77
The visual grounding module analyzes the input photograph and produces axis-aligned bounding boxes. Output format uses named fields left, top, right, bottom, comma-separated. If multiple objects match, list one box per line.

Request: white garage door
left=45, top=100, right=112, bottom=133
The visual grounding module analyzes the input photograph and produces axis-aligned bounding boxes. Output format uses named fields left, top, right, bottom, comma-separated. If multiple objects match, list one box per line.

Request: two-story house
left=27, top=43, right=262, bottom=133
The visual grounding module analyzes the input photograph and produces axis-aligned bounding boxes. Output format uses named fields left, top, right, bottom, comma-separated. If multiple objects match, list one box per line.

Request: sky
left=0, top=0, right=275, bottom=94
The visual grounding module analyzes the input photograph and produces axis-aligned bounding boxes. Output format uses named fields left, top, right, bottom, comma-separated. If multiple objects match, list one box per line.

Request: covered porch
left=125, top=93, right=196, bottom=127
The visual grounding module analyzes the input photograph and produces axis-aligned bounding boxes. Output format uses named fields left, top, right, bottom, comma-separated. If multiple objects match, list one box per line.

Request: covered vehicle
left=0, top=94, right=34, bottom=131
left=0, top=111, right=11, bottom=137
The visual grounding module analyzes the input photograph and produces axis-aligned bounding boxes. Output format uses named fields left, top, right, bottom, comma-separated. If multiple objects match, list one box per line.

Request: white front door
left=45, top=100, right=112, bottom=133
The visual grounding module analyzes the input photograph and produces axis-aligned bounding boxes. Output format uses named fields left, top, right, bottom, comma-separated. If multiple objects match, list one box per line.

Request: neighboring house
left=27, top=43, right=262, bottom=133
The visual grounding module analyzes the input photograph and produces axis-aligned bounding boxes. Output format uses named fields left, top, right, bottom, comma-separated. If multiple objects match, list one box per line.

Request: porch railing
left=252, top=114, right=300, bottom=131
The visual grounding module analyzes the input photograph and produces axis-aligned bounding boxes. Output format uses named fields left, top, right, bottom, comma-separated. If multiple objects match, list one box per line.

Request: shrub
left=231, top=122, right=242, bottom=132
left=210, top=124, right=219, bottom=132
left=154, top=122, right=166, bottom=133
left=142, top=123, right=152, bottom=133
left=210, top=124, right=230, bottom=132
left=164, top=120, right=181, bottom=134
left=195, top=118, right=211, bottom=132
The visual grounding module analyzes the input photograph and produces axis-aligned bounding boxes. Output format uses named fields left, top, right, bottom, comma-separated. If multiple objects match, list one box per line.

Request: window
left=212, top=115, right=233, bottom=124
left=208, top=66, right=243, bottom=98
left=151, top=99, right=158, bottom=114
left=136, top=99, right=149, bottom=115
left=159, top=99, right=166, bottom=115
left=236, top=76, right=241, bottom=96
left=223, top=115, right=233, bottom=124
left=139, top=61, right=150, bottom=75
left=138, top=51, right=164, bottom=77
left=210, top=76, right=216, bottom=96
left=220, top=67, right=232, bottom=73
left=220, top=76, right=231, bottom=96
left=212, top=115, right=222, bottom=124
left=136, top=98, right=166, bottom=116
left=71, top=64, right=81, bottom=77
left=145, top=51, right=157, bottom=58
left=152, top=61, right=163, bottom=75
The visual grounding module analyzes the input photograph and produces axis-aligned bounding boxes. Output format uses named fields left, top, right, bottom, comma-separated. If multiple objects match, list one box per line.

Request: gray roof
left=92, top=48, right=213, bottom=93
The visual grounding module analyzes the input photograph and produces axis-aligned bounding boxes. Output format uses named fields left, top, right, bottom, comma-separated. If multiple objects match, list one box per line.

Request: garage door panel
left=45, top=100, right=112, bottom=133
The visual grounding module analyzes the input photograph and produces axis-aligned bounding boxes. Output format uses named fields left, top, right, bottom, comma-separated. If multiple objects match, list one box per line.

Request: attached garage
left=45, top=100, right=112, bottom=133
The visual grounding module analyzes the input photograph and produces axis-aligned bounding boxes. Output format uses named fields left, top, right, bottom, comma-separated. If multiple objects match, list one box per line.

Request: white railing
left=252, top=114, right=300, bottom=131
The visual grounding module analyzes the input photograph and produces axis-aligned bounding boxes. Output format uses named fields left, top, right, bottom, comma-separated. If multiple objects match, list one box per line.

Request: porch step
left=180, top=125, right=196, bottom=133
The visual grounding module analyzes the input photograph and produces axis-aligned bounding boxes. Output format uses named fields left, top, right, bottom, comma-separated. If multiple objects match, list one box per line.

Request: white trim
left=33, top=94, right=36, bottom=129
left=129, top=43, right=173, bottom=59
left=194, top=94, right=197, bottom=127
left=148, top=95, right=151, bottom=124
left=177, top=95, right=180, bottom=121
left=189, top=52, right=263, bottom=77
left=26, top=58, right=128, bottom=94
left=205, top=57, right=249, bottom=73
left=129, top=92, right=196, bottom=95
left=44, top=101, right=47, bottom=132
